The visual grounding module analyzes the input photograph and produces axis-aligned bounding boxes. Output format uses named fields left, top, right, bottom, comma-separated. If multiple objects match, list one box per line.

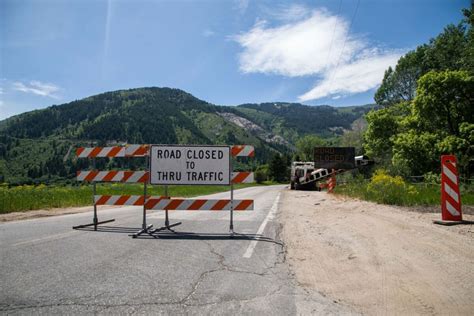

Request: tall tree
left=375, top=22, right=469, bottom=107
left=375, top=46, right=428, bottom=106
left=462, top=7, right=474, bottom=74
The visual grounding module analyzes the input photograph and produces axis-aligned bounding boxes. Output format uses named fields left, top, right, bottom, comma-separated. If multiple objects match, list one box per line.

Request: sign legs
left=131, top=155, right=155, bottom=238
left=230, top=182, right=234, bottom=235
left=149, top=185, right=182, bottom=234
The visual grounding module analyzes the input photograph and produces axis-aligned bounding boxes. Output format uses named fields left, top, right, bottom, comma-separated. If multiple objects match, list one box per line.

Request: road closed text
left=156, top=148, right=225, bottom=160
left=150, top=146, right=230, bottom=185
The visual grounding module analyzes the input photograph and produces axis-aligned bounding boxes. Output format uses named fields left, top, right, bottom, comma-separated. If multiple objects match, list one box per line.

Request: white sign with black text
left=150, top=145, right=230, bottom=185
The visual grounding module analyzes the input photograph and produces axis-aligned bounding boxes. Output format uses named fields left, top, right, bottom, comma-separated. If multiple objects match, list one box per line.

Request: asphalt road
left=0, top=185, right=345, bottom=315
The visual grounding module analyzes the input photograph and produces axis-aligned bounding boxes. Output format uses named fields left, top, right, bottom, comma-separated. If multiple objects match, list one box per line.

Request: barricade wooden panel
left=231, top=145, right=254, bottom=157
left=231, top=172, right=254, bottom=184
left=77, top=171, right=148, bottom=183
left=77, top=170, right=124, bottom=182
left=145, top=198, right=254, bottom=211
left=76, top=146, right=124, bottom=158
left=94, top=195, right=164, bottom=206
left=76, top=144, right=148, bottom=158
left=122, top=171, right=149, bottom=183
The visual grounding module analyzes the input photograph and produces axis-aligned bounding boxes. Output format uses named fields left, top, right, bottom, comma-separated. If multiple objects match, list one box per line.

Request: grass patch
left=0, top=182, right=269, bottom=214
left=334, top=171, right=474, bottom=206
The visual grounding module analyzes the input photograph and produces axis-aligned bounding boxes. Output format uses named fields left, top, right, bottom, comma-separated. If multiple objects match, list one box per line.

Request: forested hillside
left=234, top=102, right=376, bottom=141
left=0, top=87, right=370, bottom=184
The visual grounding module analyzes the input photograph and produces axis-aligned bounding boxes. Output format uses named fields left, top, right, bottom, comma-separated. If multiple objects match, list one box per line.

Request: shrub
left=255, top=170, right=267, bottom=184
left=254, top=164, right=269, bottom=184
left=423, top=172, right=441, bottom=184
left=366, top=169, right=418, bottom=205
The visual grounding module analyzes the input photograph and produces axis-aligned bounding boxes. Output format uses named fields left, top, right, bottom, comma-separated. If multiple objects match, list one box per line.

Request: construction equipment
left=290, top=155, right=373, bottom=190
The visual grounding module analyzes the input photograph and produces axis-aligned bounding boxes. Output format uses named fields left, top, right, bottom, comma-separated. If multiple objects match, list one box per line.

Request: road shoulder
left=279, top=189, right=474, bottom=315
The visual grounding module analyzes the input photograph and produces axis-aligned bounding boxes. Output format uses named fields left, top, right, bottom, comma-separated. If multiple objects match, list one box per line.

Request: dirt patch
left=280, top=189, right=474, bottom=315
left=0, top=205, right=121, bottom=222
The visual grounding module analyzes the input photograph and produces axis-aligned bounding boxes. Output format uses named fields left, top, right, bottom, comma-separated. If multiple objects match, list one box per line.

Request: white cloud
left=299, top=50, right=402, bottom=101
left=234, top=6, right=403, bottom=101
left=12, top=80, right=60, bottom=99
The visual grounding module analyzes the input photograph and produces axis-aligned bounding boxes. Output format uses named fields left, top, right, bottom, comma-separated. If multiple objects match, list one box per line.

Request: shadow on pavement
left=73, top=225, right=283, bottom=245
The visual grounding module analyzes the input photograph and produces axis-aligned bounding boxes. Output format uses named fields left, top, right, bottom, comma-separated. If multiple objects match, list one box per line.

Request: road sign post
left=131, top=153, right=155, bottom=238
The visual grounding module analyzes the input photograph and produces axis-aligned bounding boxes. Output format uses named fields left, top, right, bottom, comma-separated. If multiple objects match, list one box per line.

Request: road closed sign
left=150, top=145, right=230, bottom=185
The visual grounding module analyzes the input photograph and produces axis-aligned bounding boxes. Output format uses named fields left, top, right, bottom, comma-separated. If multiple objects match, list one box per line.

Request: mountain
left=0, top=87, right=375, bottom=184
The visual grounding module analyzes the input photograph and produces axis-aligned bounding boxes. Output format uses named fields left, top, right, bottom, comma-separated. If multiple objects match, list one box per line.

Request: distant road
left=0, top=185, right=345, bottom=315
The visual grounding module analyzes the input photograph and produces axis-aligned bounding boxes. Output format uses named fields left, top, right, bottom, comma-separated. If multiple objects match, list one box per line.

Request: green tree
left=374, top=46, right=428, bottom=106
left=436, top=122, right=474, bottom=177
left=375, top=22, right=469, bottom=107
left=367, top=8, right=474, bottom=178
left=392, top=131, right=441, bottom=176
left=269, top=154, right=288, bottom=182
left=295, top=135, right=326, bottom=161
left=375, top=71, right=473, bottom=177
left=462, top=8, right=474, bottom=73
left=412, top=70, right=474, bottom=136
left=423, top=24, right=468, bottom=72
left=363, top=103, right=410, bottom=163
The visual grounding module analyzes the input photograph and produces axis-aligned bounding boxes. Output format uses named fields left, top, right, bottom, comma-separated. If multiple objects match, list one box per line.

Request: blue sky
left=0, top=0, right=469, bottom=119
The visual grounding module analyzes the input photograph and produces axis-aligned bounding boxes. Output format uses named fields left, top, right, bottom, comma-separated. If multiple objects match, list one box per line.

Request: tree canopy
left=367, top=8, right=473, bottom=178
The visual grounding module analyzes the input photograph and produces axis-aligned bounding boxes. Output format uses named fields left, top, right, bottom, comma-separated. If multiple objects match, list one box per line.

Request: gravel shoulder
left=280, top=189, right=474, bottom=315
left=0, top=205, right=120, bottom=222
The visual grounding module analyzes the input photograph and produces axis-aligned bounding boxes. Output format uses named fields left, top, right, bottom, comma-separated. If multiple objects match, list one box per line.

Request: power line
left=325, top=0, right=343, bottom=69
left=326, top=0, right=361, bottom=93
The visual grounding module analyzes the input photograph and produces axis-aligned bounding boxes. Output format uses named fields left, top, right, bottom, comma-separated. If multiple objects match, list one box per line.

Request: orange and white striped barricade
left=94, top=195, right=162, bottom=206
left=145, top=198, right=253, bottom=234
left=73, top=144, right=150, bottom=232
left=145, top=198, right=254, bottom=211
left=74, top=143, right=256, bottom=237
left=434, top=155, right=473, bottom=225
left=77, top=171, right=149, bottom=183
left=326, top=169, right=336, bottom=193
left=75, top=144, right=149, bottom=158
left=231, top=145, right=255, bottom=157
left=231, top=172, right=254, bottom=184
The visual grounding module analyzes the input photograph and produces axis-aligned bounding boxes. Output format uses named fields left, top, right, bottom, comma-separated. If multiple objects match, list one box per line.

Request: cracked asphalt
left=0, top=185, right=348, bottom=315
